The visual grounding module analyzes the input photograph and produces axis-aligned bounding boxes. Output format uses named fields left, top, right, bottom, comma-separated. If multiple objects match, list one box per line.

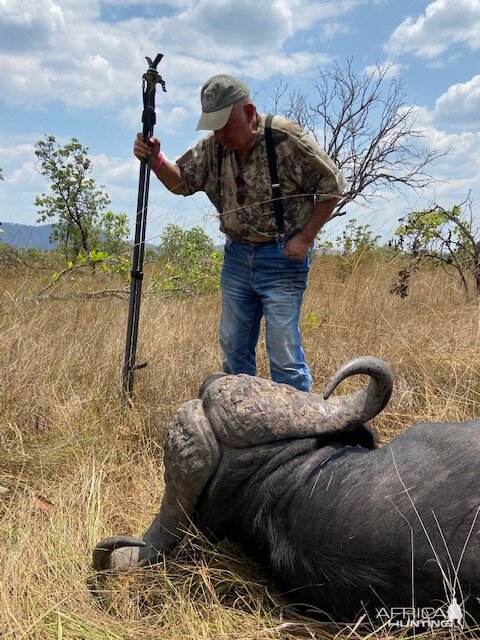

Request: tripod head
left=142, top=54, right=167, bottom=140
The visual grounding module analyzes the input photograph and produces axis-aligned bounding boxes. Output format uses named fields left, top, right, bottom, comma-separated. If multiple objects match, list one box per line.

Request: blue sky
left=1, top=0, right=479, bottom=246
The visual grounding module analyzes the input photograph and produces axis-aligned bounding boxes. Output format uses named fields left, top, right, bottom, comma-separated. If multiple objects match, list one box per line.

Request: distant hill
left=0, top=222, right=56, bottom=250
left=0, top=221, right=159, bottom=251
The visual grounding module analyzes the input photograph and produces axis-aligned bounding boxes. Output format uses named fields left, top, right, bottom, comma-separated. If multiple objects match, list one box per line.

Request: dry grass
left=1, top=254, right=479, bottom=639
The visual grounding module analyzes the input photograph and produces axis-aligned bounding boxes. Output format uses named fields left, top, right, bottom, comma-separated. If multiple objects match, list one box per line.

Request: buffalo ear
left=198, top=373, right=229, bottom=399
left=347, top=422, right=377, bottom=449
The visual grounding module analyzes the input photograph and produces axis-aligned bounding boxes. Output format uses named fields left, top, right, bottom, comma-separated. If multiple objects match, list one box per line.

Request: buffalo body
left=93, top=358, right=480, bottom=623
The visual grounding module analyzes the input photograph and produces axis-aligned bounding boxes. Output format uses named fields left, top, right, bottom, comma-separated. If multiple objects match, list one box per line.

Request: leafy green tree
left=157, top=224, right=216, bottom=262
left=100, top=210, right=130, bottom=255
left=152, top=224, right=221, bottom=297
left=392, top=199, right=480, bottom=297
left=34, top=135, right=128, bottom=264
left=338, top=219, right=381, bottom=278
left=0, top=166, right=4, bottom=180
left=316, top=218, right=381, bottom=279
left=337, top=218, right=381, bottom=256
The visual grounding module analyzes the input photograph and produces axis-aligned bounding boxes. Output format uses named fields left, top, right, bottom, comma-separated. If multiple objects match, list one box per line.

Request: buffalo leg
left=93, top=399, right=220, bottom=571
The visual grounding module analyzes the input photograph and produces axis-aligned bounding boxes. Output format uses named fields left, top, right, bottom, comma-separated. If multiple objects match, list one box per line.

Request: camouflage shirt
left=177, top=114, right=346, bottom=243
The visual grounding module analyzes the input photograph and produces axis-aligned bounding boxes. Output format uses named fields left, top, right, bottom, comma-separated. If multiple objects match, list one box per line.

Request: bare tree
left=272, top=60, right=444, bottom=217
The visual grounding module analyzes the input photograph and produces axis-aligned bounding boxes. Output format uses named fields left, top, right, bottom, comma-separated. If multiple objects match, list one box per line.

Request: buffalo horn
left=322, top=355, right=393, bottom=424
left=202, top=356, right=393, bottom=447
left=92, top=535, right=145, bottom=571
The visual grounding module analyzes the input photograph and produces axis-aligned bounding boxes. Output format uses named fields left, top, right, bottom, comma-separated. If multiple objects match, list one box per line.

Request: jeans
left=220, top=237, right=313, bottom=391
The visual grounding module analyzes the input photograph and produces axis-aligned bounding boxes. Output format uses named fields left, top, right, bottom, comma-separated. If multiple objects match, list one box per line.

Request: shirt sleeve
left=176, top=134, right=217, bottom=198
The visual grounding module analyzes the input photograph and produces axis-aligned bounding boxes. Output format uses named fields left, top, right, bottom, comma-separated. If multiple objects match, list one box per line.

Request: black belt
left=227, top=235, right=290, bottom=247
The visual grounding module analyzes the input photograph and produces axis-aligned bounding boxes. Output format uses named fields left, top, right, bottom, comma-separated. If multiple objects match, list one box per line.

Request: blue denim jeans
left=220, top=237, right=313, bottom=391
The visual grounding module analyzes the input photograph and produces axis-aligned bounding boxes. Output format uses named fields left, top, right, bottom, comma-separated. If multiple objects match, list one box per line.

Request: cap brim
left=196, top=104, right=233, bottom=131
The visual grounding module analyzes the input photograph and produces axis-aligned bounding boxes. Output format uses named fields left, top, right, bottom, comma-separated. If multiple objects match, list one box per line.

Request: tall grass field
left=1, top=254, right=479, bottom=639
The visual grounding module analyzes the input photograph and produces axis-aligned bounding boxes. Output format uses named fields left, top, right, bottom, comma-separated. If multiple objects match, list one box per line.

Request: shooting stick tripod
left=122, top=54, right=166, bottom=399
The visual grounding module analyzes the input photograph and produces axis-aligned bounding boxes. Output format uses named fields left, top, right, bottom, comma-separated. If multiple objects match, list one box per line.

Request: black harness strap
left=217, top=143, right=224, bottom=213
left=265, top=114, right=285, bottom=235
left=217, top=114, right=285, bottom=234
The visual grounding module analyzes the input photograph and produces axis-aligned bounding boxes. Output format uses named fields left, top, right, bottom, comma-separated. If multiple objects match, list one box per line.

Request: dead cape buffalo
left=93, top=357, right=480, bottom=624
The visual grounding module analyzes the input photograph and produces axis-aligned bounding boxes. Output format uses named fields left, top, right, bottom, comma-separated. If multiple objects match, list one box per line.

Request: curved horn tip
left=94, top=535, right=146, bottom=551
left=323, top=356, right=393, bottom=400
left=92, top=535, right=146, bottom=571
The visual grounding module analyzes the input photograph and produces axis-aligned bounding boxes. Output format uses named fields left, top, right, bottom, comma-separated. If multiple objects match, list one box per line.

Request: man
left=134, top=74, right=346, bottom=391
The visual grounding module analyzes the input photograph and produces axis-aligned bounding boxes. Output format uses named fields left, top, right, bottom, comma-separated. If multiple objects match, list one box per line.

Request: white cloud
left=408, top=74, right=480, bottom=134
left=0, top=0, right=65, bottom=51
left=90, top=152, right=139, bottom=185
left=385, top=0, right=480, bottom=60
left=8, top=161, right=40, bottom=186
left=0, top=140, right=45, bottom=226
left=0, top=142, right=35, bottom=161
left=0, top=0, right=352, bottom=114
left=434, top=75, right=480, bottom=129
left=242, top=52, right=331, bottom=81
left=322, top=22, right=350, bottom=40
left=119, top=104, right=191, bottom=134
left=405, top=104, right=480, bottom=208
left=184, top=0, right=294, bottom=52
left=100, top=0, right=189, bottom=5
left=291, top=0, right=361, bottom=29
left=363, top=60, right=406, bottom=79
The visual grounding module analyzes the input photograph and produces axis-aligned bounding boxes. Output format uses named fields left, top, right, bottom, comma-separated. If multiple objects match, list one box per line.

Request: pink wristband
left=150, top=152, right=165, bottom=172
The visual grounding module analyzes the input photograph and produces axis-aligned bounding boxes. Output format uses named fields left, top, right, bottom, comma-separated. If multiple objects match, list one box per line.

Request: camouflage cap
left=196, top=74, right=250, bottom=131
